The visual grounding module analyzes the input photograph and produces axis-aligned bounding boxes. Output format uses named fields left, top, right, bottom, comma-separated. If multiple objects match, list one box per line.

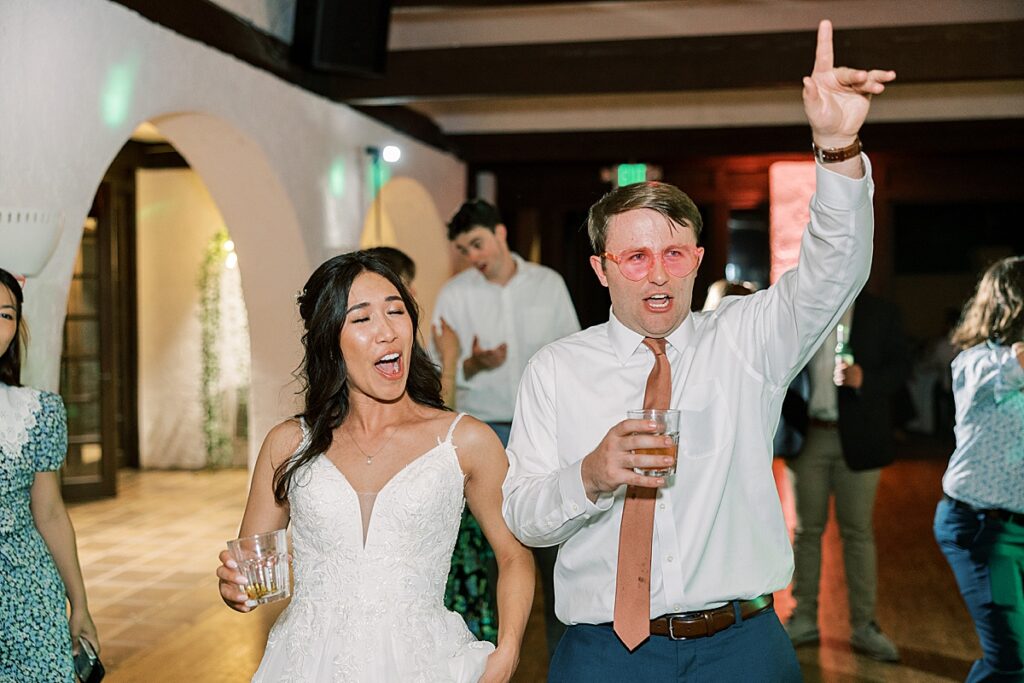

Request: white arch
left=360, top=176, right=455, bottom=335
left=147, top=113, right=308, bottom=467
left=1, top=0, right=465, bottom=469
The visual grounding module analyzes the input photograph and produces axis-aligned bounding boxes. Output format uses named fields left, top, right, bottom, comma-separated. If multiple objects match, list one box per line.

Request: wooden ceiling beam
left=113, top=2, right=1022, bottom=103
left=341, top=21, right=1024, bottom=102
left=449, top=119, right=1024, bottom=164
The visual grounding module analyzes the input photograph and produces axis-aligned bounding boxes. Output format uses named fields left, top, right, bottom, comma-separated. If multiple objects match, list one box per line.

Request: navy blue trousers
left=547, top=606, right=801, bottom=682
left=934, top=496, right=1024, bottom=682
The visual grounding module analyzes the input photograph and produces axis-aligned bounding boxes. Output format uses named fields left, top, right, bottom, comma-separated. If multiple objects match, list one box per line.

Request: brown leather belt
left=649, top=594, right=773, bottom=640
left=945, top=494, right=1024, bottom=526
left=808, top=417, right=839, bottom=429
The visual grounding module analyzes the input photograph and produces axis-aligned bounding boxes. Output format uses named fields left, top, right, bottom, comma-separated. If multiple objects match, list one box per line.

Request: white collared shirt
left=433, top=253, right=580, bottom=423
left=503, top=158, right=874, bottom=624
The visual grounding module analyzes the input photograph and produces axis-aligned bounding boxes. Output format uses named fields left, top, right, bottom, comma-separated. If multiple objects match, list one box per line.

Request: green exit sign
left=617, top=163, right=647, bottom=187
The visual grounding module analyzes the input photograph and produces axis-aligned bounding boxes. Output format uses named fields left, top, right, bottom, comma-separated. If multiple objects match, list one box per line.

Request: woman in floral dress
left=0, top=267, right=99, bottom=680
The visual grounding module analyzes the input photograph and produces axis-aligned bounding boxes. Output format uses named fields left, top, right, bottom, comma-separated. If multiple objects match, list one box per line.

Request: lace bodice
left=288, top=432, right=467, bottom=610
left=254, top=413, right=492, bottom=682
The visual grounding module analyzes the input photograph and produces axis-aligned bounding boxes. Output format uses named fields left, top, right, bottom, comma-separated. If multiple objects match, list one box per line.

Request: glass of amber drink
left=227, top=529, right=291, bottom=605
left=628, top=409, right=680, bottom=477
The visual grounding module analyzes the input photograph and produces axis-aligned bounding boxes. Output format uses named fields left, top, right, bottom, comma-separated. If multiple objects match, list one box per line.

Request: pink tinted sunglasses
left=602, top=245, right=704, bottom=281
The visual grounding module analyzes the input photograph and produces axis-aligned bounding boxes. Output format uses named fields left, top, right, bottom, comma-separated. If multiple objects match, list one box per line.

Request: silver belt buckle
left=666, top=612, right=709, bottom=640
left=666, top=615, right=689, bottom=640
left=667, top=610, right=717, bottom=640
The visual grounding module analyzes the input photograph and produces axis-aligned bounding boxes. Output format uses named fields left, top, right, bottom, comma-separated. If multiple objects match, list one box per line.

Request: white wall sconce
left=0, top=208, right=64, bottom=276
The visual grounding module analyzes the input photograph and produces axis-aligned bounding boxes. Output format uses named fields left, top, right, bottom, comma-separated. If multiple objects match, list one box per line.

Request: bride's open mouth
left=374, top=352, right=402, bottom=379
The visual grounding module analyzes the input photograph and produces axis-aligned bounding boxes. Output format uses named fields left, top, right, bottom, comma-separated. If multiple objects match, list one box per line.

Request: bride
left=216, top=251, right=534, bottom=682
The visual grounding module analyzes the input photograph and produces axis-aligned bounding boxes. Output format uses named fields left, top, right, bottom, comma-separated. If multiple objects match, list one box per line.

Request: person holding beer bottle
left=784, top=292, right=910, bottom=662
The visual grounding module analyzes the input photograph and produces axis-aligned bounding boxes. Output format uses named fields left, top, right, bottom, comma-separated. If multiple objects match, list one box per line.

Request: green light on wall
left=617, top=164, right=647, bottom=187
left=101, top=60, right=139, bottom=128
left=329, top=159, right=346, bottom=196
left=366, top=159, right=391, bottom=192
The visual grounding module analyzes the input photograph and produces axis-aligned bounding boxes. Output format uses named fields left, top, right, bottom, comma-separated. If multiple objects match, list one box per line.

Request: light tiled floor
left=68, top=447, right=981, bottom=682
left=68, top=469, right=258, bottom=677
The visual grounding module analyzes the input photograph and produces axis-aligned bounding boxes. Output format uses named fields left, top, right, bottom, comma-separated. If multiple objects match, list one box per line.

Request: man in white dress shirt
left=433, top=198, right=580, bottom=657
left=501, top=21, right=895, bottom=681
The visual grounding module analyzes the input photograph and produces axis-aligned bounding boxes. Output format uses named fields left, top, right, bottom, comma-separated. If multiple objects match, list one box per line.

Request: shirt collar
left=607, top=308, right=694, bottom=365
left=509, top=253, right=526, bottom=281
left=472, top=252, right=525, bottom=288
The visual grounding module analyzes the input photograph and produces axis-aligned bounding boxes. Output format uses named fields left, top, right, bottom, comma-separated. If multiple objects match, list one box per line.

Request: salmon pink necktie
left=613, top=337, right=670, bottom=651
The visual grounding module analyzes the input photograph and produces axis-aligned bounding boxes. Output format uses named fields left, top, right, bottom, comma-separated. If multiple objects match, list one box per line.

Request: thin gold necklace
left=344, top=424, right=398, bottom=465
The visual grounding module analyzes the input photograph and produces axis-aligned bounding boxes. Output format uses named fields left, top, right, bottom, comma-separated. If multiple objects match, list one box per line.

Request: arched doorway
left=359, top=176, right=452, bottom=331
left=60, top=113, right=307, bottom=500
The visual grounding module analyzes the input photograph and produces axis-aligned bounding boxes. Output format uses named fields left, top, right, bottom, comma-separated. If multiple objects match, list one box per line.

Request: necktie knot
left=643, top=337, right=667, bottom=356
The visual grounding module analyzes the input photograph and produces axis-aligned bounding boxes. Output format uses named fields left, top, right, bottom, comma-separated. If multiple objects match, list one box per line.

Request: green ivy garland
left=198, top=229, right=232, bottom=468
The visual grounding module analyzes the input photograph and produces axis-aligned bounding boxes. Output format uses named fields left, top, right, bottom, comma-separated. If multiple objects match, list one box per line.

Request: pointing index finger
left=813, top=19, right=834, bottom=73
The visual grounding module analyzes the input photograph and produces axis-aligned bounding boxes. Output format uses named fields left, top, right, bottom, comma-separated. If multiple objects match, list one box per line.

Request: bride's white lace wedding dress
left=252, top=413, right=494, bottom=682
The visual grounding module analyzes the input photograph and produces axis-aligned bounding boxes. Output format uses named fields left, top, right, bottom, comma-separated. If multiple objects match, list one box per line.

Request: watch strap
left=812, top=137, right=862, bottom=164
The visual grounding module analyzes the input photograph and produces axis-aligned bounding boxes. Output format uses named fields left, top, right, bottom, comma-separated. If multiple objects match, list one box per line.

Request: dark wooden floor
left=773, top=446, right=979, bottom=683
left=74, top=436, right=977, bottom=682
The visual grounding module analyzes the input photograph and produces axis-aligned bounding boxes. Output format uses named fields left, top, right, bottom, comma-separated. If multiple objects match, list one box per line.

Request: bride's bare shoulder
left=261, top=419, right=306, bottom=467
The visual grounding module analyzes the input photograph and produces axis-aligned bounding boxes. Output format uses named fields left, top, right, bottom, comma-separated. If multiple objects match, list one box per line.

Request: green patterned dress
left=0, top=385, right=74, bottom=681
left=444, top=511, right=497, bottom=643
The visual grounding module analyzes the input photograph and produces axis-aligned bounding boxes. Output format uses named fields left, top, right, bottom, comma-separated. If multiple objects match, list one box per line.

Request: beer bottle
left=834, top=323, right=855, bottom=366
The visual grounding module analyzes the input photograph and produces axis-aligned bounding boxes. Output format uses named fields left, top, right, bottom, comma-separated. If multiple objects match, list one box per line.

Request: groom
left=501, top=20, right=895, bottom=680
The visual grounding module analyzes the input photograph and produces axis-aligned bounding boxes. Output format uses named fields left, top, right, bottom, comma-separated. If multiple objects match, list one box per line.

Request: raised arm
left=458, top=418, right=535, bottom=683
left=216, top=420, right=300, bottom=612
left=724, top=20, right=896, bottom=387
left=803, top=19, right=896, bottom=179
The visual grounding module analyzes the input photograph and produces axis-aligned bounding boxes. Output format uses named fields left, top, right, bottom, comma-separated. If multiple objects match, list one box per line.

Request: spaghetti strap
left=444, top=412, right=467, bottom=444
left=296, top=417, right=313, bottom=452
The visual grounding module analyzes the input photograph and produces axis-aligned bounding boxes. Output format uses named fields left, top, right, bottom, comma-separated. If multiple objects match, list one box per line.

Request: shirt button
left=673, top=605, right=681, bottom=612
left=571, top=503, right=579, bottom=513
left=667, top=555, right=674, bottom=562
left=659, top=503, right=666, bottom=510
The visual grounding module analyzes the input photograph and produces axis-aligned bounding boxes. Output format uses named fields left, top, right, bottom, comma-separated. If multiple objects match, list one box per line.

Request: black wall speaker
left=292, top=0, right=393, bottom=77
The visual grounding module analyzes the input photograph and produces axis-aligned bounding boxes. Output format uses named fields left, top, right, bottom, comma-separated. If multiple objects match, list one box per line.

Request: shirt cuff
left=557, top=458, right=615, bottom=519
left=814, top=153, right=873, bottom=210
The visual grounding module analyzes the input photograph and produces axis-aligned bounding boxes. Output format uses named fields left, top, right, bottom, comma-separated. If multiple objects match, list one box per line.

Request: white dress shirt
left=502, top=158, right=874, bottom=624
left=433, top=253, right=580, bottom=423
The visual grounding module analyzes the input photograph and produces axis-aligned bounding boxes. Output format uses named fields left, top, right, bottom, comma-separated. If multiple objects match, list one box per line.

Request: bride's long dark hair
left=272, top=251, right=445, bottom=503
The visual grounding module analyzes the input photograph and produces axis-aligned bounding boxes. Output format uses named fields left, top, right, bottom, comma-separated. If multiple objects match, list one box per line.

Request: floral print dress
left=444, top=512, right=497, bottom=643
left=0, top=385, right=74, bottom=681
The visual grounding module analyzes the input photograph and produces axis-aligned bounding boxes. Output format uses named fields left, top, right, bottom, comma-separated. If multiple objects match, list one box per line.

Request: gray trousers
left=786, top=425, right=882, bottom=629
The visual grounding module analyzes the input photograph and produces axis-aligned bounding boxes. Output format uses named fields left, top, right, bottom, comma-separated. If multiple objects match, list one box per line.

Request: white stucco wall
left=0, top=0, right=465, bottom=468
